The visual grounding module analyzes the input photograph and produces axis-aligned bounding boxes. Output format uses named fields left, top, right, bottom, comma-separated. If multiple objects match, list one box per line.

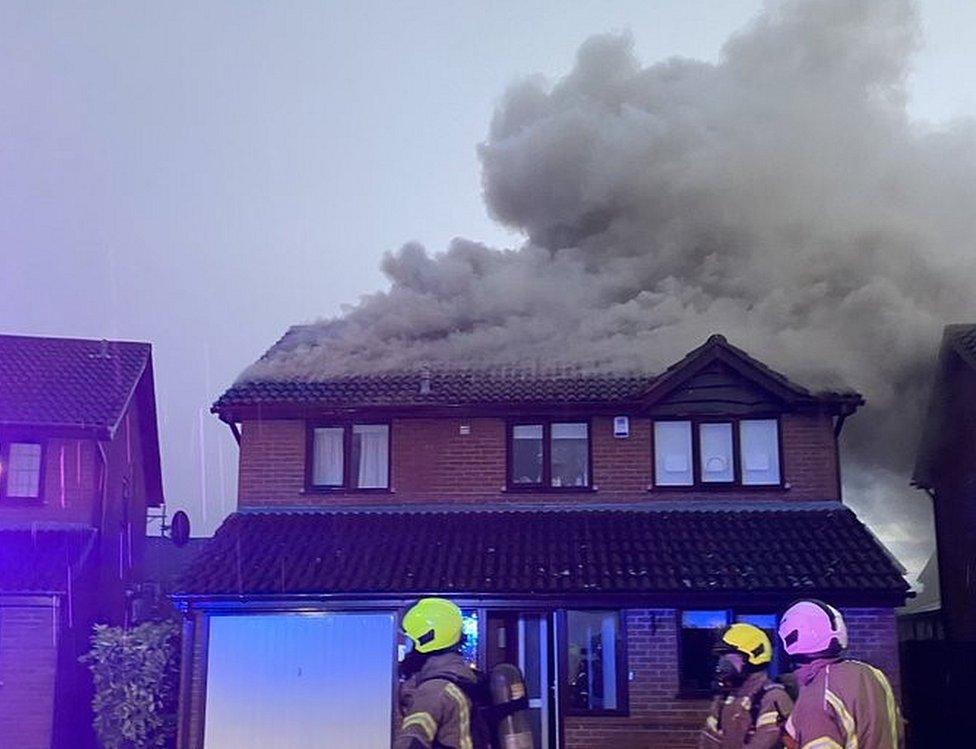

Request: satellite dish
left=170, top=510, right=191, bottom=547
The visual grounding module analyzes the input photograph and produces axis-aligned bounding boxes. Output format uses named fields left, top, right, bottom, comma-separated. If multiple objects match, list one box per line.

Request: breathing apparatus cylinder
left=489, top=663, right=535, bottom=749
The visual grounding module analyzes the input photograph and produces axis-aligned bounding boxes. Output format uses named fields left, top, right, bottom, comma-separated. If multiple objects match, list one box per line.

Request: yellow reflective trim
left=824, top=688, right=858, bottom=749
left=444, top=682, right=473, bottom=749
left=402, top=711, right=437, bottom=742
left=756, top=710, right=780, bottom=728
left=800, top=740, right=844, bottom=749
left=705, top=715, right=719, bottom=731
left=866, top=664, right=900, bottom=747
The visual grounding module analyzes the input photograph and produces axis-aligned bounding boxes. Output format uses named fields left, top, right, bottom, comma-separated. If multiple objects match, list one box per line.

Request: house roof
left=912, top=324, right=976, bottom=489
left=175, top=505, right=908, bottom=604
left=213, top=334, right=861, bottom=418
left=0, top=524, right=97, bottom=594
left=0, top=334, right=151, bottom=436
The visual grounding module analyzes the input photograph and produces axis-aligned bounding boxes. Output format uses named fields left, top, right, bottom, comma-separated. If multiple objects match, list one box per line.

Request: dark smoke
left=245, top=0, right=976, bottom=577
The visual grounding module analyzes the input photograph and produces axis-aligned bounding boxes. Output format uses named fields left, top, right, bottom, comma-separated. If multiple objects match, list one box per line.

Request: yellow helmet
left=720, top=623, right=773, bottom=666
left=401, top=598, right=464, bottom=654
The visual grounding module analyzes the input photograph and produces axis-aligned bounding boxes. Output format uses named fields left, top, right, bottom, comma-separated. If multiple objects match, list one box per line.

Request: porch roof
left=175, top=504, right=908, bottom=604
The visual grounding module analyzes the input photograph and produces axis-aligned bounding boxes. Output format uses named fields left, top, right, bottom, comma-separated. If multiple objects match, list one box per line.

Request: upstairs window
left=2, top=442, right=43, bottom=499
left=699, top=422, right=734, bottom=484
left=739, top=419, right=780, bottom=485
left=308, top=423, right=389, bottom=490
left=653, top=421, right=693, bottom=486
left=509, top=421, right=590, bottom=490
left=654, top=418, right=781, bottom=488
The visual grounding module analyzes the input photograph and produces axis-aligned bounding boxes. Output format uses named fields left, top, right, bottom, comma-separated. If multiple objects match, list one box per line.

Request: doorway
left=485, top=611, right=558, bottom=748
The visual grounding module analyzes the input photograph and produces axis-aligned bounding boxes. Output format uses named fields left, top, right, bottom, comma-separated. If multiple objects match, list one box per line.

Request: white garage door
left=204, top=612, right=395, bottom=749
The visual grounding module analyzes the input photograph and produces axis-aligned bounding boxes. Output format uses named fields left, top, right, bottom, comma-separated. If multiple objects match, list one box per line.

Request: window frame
left=651, top=416, right=784, bottom=491
left=0, top=438, right=46, bottom=503
left=676, top=609, right=782, bottom=699
left=304, top=421, right=392, bottom=492
left=559, top=609, right=630, bottom=717
left=505, top=418, right=593, bottom=492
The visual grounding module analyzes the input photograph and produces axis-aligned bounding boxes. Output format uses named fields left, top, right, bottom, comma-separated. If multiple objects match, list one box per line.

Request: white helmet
left=778, top=600, right=848, bottom=658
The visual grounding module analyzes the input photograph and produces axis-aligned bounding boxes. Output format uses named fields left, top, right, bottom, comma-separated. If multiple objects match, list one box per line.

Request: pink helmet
left=778, top=600, right=848, bottom=657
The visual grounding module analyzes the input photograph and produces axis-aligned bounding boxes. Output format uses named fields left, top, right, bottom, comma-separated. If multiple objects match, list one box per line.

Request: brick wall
left=237, top=413, right=840, bottom=508
left=0, top=599, right=59, bottom=749
left=842, top=607, right=902, bottom=696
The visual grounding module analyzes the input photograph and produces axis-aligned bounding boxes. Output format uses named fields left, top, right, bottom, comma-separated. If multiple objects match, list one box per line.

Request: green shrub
left=81, top=620, right=180, bottom=749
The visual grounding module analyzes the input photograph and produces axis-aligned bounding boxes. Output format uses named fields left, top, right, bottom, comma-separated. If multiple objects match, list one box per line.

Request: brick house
left=913, top=324, right=976, bottom=643
left=175, top=333, right=907, bottom=749
left=0, top=334, right=165, bottom=749
left=907, top=323, right=976, bottom=745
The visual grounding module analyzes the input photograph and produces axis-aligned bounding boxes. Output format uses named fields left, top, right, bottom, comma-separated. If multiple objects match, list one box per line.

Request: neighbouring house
left=175, top=333, right=908, bottom=749
left=908, top=323, right=976, bottom=746
left=913, top=324, right=976, bottom=643
left=0, top=334, right=164, bottom=749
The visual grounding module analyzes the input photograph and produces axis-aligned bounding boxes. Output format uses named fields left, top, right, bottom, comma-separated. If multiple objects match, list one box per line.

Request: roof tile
left=176, top=507, right=908, bottom=599
left=0, top=335, right=150, bottom=431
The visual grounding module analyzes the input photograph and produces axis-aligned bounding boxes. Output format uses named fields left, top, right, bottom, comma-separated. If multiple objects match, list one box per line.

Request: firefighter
left=777, top=599, right=904, bottom=749
left=699, top=623, right=793, bottom=749
left=394, top=597, right=492, bottom=749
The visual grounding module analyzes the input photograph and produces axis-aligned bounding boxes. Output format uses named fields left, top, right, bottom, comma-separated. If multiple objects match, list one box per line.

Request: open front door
left=486, top=611, right=558, bottom=749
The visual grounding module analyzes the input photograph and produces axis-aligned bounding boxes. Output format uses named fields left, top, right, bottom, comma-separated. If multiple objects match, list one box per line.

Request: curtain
left=313, top=428, right=344, bottom=486
left=699, top=423, right=733, bottom=482
left=354, top=424, right=389, bottom=488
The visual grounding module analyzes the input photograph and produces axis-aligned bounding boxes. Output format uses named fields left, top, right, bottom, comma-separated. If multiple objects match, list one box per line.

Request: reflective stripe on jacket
left=785, top=658, right=904, bottom=749
left=698, top=671, right=793, bottom=749
left=394, top=652, right=492, bottom=749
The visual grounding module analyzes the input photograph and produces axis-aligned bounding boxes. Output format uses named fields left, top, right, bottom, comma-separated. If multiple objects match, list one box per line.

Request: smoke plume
left=245, top=0, right=976, bottom=576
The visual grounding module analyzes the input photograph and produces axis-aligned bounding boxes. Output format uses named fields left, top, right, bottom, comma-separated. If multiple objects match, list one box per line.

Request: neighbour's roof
left=175, top=505, right=908, bottom=603
left=948, top=324, right=976, bottom=369
left=213, top=334, right=861, bottom=417
left=0, top=334, right=151, bottom=435
left=0, top=525, right=97, bottom=594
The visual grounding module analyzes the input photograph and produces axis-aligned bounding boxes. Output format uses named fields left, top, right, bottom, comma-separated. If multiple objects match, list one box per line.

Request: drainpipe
left=225, top=420, right=241, bottom=446
left=176, top=609, right=196, bottom=749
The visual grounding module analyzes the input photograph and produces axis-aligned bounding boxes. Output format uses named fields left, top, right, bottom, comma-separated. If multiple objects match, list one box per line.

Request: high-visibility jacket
left=699, top=670, right=794, bottom=749
left=394, top=652, right=492, bottom=749
left=785, top=658, right=903, bottom=749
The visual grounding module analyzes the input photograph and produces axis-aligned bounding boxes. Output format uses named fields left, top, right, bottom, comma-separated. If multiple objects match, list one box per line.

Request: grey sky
left=2, top=1, right=973, bottom=576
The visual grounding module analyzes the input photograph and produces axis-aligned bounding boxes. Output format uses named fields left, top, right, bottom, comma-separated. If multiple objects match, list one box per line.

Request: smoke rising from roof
left=245, top=0, right=975, bottom=573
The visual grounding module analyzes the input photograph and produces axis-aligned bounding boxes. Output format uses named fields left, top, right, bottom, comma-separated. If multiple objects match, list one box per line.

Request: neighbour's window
left=566, top=610, right=625, bottom=713
left=680, top=610, right=780, bottom=695
left=653, top=418, right=781, bottom=488
left=654, top=421, right=693, bottom=486
left=508, top=421, right=590, bottom=490
left=739, top=419, right=780, bottom=485
left=3, top=442, right=43, bottom=499
left=308, top=424, right=389, bottom=489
